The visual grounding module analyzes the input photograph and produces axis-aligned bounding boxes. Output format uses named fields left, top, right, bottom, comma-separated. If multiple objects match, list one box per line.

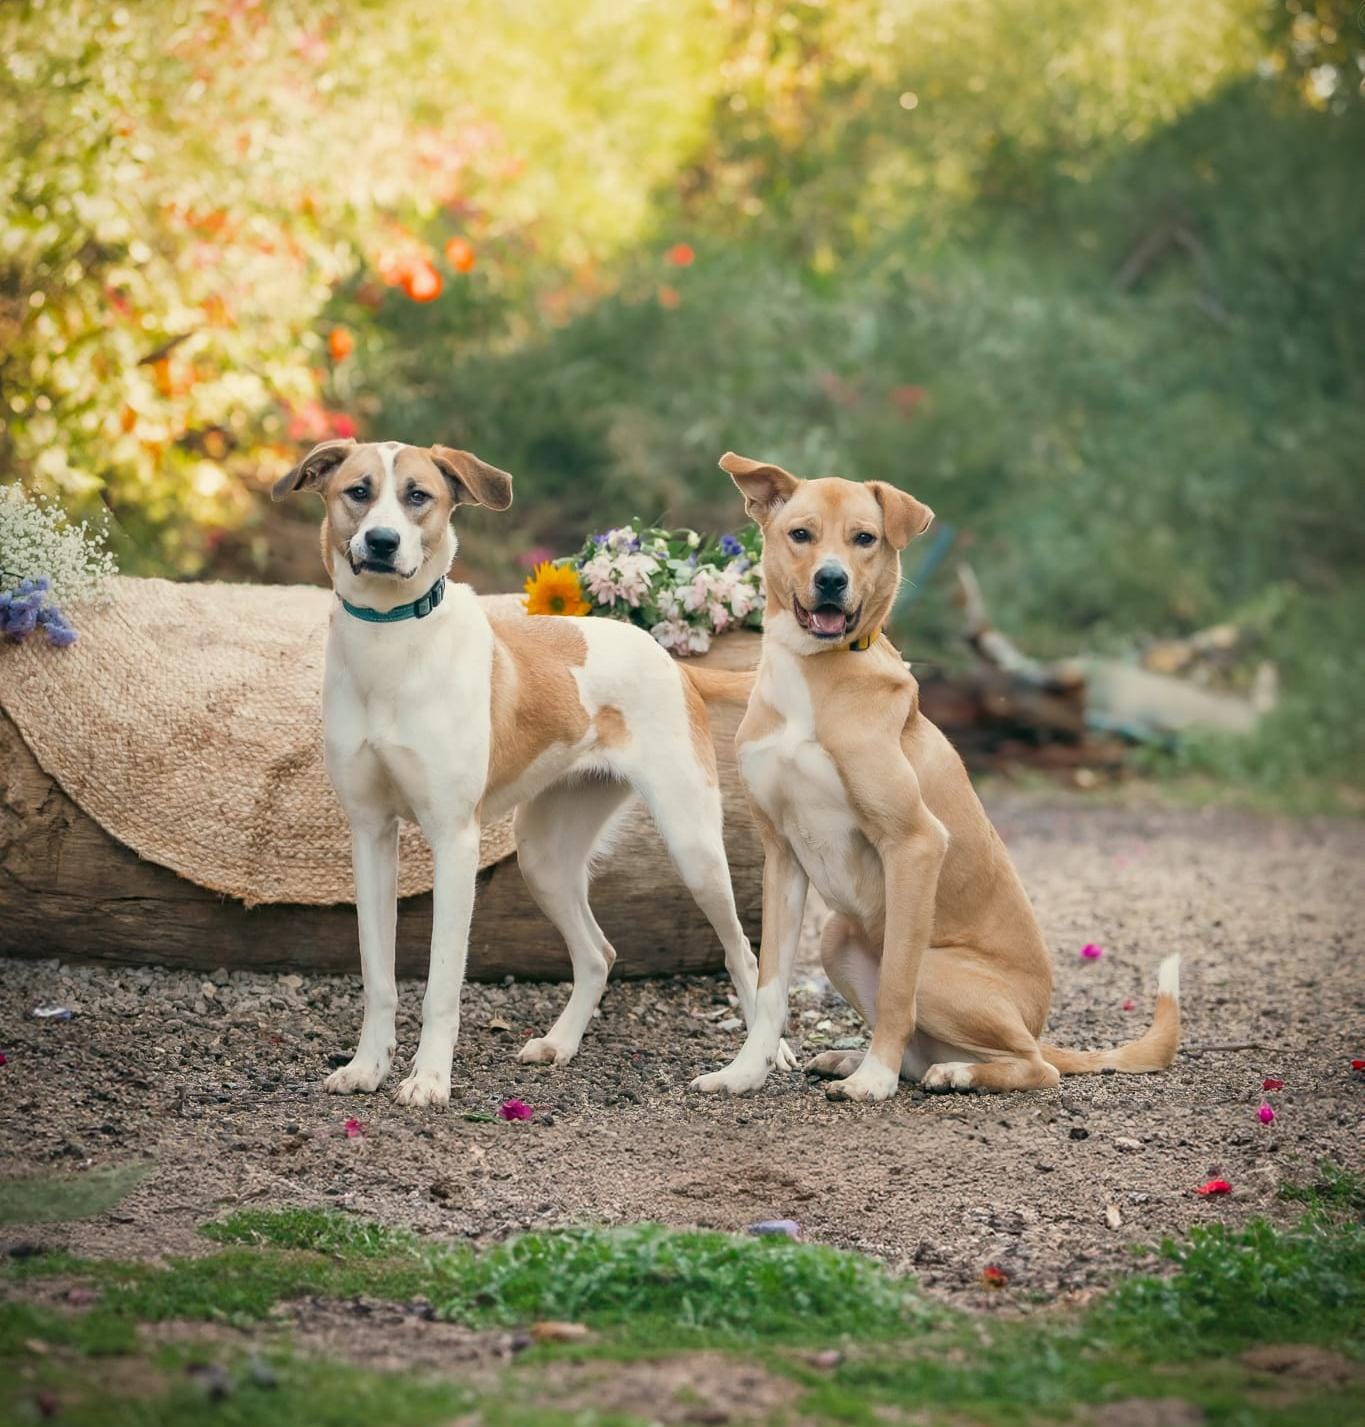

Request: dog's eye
left=346, top=485, right=369, bottom=502
left=853, top=531, right=877, bottom=547
left=789, top=528, right=811, bottom=544
left=407, top=489, right=431, bottom=507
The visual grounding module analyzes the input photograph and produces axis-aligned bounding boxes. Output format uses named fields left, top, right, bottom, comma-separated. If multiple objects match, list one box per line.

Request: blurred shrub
left=0, top=0, right=721, bottom=570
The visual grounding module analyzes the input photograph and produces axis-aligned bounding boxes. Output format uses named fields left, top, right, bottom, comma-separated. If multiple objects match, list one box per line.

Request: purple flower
left=719, top=533, right=744, bottom=558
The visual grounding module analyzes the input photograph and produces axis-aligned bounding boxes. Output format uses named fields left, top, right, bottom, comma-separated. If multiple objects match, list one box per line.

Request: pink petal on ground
left=1080, top=943, right=1104, bottom=960
left=498, top=1098, right=534, bottom=1122
left=1261, top=1077, right=1284, bottom=1091
left=344, top=1118, right=363, bottom=1138
left=1195, top=1178, right=1232, bottom=1196
left=1257, top=1103, right=1276, bottom=1125
left=1121, top=998, right=1137, bottom=1012
left=0, top=1052, right=7, bottom=1066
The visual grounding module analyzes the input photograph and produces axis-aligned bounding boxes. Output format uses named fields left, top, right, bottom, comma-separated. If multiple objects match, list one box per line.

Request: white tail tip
left=1157, top=953, right=1181, bottom=999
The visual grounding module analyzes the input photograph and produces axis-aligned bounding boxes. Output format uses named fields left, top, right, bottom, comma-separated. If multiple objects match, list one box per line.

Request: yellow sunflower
left=523, top=561, right=591, bottom=617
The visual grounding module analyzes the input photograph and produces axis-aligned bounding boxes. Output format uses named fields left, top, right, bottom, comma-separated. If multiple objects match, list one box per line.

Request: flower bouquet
left=0, top=488, right=116, bottom=647
left=523, top=520, right=764, bottom=655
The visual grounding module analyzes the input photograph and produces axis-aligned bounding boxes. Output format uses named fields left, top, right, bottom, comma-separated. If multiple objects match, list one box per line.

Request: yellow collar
left=848, top=627, right=880, bottom=652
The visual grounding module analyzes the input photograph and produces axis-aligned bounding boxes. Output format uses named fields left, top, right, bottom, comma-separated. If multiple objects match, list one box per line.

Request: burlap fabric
left=0, top=577, right=520, bottom=905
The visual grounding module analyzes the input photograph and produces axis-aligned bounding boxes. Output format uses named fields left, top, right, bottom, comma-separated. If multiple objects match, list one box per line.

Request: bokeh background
left=2, top=0, right=1361, bottom=802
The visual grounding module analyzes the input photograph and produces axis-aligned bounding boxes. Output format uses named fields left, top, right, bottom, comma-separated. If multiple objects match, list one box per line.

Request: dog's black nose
left=365, top=527, right=400, bottom=560
left=813, top=563, right=849, bottom=602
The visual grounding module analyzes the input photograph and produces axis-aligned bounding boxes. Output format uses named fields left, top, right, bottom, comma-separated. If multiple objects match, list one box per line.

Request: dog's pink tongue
left=808, top=607, right=847, bottom=635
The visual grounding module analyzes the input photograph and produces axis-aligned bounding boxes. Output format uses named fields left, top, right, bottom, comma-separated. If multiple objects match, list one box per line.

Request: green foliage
left=432, top=1223, right=925, bottom=1338
left=6, top=1200, right=1365, bottom=1426
left=0, top=0, right=723, bottom=569
left=201, top=1206, right=420, bottom=1258
left=1095, top=1213, right=1365, bottom=1356
left=1278, top=1160, right=1365, bottom=1218
left=0, top=1162, right=150, bottom=1226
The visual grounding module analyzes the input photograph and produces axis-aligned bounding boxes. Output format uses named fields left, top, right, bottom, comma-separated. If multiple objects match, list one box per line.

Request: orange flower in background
left=665, top=242, right=695, bottom=267
left=403, top=261, right=443, bottom=302
left=445, top=236, right=477, bottom=273
left=523, top=562, right=590, bottom=617
left=328, top=326, right=355, bottom=361
left=657, top=284, right=681, bottom=310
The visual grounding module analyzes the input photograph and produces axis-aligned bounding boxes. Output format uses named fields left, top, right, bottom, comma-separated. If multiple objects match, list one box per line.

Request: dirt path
left=2, top=793, right=1361, bottom=1303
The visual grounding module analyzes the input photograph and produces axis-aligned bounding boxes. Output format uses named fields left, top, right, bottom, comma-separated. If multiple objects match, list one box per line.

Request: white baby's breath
left=0, top=486, right=117, bottom=605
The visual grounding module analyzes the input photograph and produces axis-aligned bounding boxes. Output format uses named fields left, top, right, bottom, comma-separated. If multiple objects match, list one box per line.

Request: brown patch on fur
left=485, top=616, right=591, bottom=799
left=682, top=677, right=718, bottom=786
left=593, top=705, right=630, bottom=749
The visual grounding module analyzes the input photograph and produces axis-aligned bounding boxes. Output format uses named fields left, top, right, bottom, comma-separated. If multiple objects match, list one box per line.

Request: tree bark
left=0, top=633, right=762, bottom=980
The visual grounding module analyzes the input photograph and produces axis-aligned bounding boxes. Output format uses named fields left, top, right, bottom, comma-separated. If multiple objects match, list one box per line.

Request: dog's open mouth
left=794, top=596, right=859, bottom=640
left=347, top=553, right=414, bottom=578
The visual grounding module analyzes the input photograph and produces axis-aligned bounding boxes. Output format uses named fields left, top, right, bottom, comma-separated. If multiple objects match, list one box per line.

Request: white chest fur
left=322, top=585, right=492, bottom=835
left=739, top=648, right=885, bottom=926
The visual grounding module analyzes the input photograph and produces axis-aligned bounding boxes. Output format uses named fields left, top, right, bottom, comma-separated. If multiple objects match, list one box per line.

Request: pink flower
left=1261, top=1077, right=1284, bottom=1091
left=0, top=1052, right=7, bottom=1066
left=344, top=1117, right=363, bottom=1138
left=1257, top=1103, right=1276, bottom=1125
left=1121, top=998, right=1137, bottom=1012
left=1195, top=1178, right=1232, bottom=1196
left=498, top=1098, right=533, bottom=1122
left=1353, top=1059, right=1365, bottom=1073
left=1080, top=943, right=1104, bottom=961
left=980, top=1264, right=1009, bottom=1287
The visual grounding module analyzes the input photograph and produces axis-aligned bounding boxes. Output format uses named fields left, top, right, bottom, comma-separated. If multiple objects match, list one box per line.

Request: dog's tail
left=680, top=665, right=756, bottom=706
left=1039, top=954, right=1181, bottom=1075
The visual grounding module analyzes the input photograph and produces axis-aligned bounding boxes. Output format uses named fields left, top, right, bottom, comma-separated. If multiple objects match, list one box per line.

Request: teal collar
left=340, top=575, right=446, bottom=624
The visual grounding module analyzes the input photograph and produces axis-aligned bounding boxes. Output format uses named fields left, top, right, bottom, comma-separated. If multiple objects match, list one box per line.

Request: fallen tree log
left=0, top=600, right=763, bottom=979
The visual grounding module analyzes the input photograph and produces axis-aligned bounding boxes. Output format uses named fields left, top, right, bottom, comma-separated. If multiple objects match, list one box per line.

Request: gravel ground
left=1, top=792, right=1362, bottom=1305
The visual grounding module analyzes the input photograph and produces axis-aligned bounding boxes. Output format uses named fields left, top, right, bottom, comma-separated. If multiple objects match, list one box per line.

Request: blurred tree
left=0, top=0, right=721, bottom=570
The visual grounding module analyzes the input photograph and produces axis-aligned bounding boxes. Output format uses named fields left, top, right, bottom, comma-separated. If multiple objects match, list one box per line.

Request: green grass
left=0, top=1162, right=152, bottom=1227
left=4, top=1186, right=1363, bottom=1426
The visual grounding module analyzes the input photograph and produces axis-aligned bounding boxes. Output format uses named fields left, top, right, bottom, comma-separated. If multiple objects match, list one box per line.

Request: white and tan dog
left=275, top=437, right=785, bottom=1107
left=692, top=453, right=1179, bottom=1102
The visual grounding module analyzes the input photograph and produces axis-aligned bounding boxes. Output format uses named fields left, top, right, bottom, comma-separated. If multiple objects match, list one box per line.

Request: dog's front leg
left=827, top=816, right=948, bottom=1103
left=692, top=828, right=808, bottom=1095
left=326, top=817, right=399, bottom=1094
left=396, top=817, right=480, bottom=1107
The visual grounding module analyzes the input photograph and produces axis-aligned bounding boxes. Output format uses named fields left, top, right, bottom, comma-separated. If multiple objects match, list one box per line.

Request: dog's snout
left=364, top=527, right=401, bottom=560
left=813, top=562, right=849, bottom=603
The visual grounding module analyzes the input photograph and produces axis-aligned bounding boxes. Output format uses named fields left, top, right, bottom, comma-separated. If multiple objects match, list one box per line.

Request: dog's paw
left=804, top=1049, right=864, bottom=1080
left=826, top=1059, right=900, bottom=1103
left=518, top=1036, right=574, bottom=1067
left=776, top=1038, right=799, bottom=1072
left=394, top=1068, right=451, bottom=1107
left=920, top=1061, right=975, bottom=1092
left=690, top=1059, right=769, bottom=1096
left=324, top=1056, right=390, bottom=1094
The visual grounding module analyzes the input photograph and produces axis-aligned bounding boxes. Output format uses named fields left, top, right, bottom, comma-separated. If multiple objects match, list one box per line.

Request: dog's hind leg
left=623, top=743, right=799, bottom=1077
left=514, top=776, right=634, bottom=1066
left=326, top=817, right=399, bottom=1094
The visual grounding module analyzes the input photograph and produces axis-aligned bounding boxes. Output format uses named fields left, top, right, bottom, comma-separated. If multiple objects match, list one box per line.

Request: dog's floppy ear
left=868, top=480, right=934, bottom=550
left=272, top=439, right=355, bottom=501
left=429, top=446, right=513, bottom=511
left=719, top=451, right=801, bottom=525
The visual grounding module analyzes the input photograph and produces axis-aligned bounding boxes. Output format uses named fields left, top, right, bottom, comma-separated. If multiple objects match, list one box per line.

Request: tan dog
left=691, top=453, right=1179, bottom=1102
left=274, top=438, right=786, bottom=1106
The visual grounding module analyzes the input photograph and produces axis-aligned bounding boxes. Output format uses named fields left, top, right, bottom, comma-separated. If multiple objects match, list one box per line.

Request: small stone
left=199, top=982, right=217, bottom=1000
left=281, top=974, right=304, bottom=990
left=1069, top=1126, right=1090, bottom=1141
left=1105, top=1204, right=1123, bottom=1230
left=211, top=968, right=230, bottom=986
left=246, top=1356, right=277, bottom=1389
left=1114, top=1136, right=1143, bottom=1151
left=808, top=1349, right=844, bottom=1370
left=716, top=1017, right=742, bottom=1032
